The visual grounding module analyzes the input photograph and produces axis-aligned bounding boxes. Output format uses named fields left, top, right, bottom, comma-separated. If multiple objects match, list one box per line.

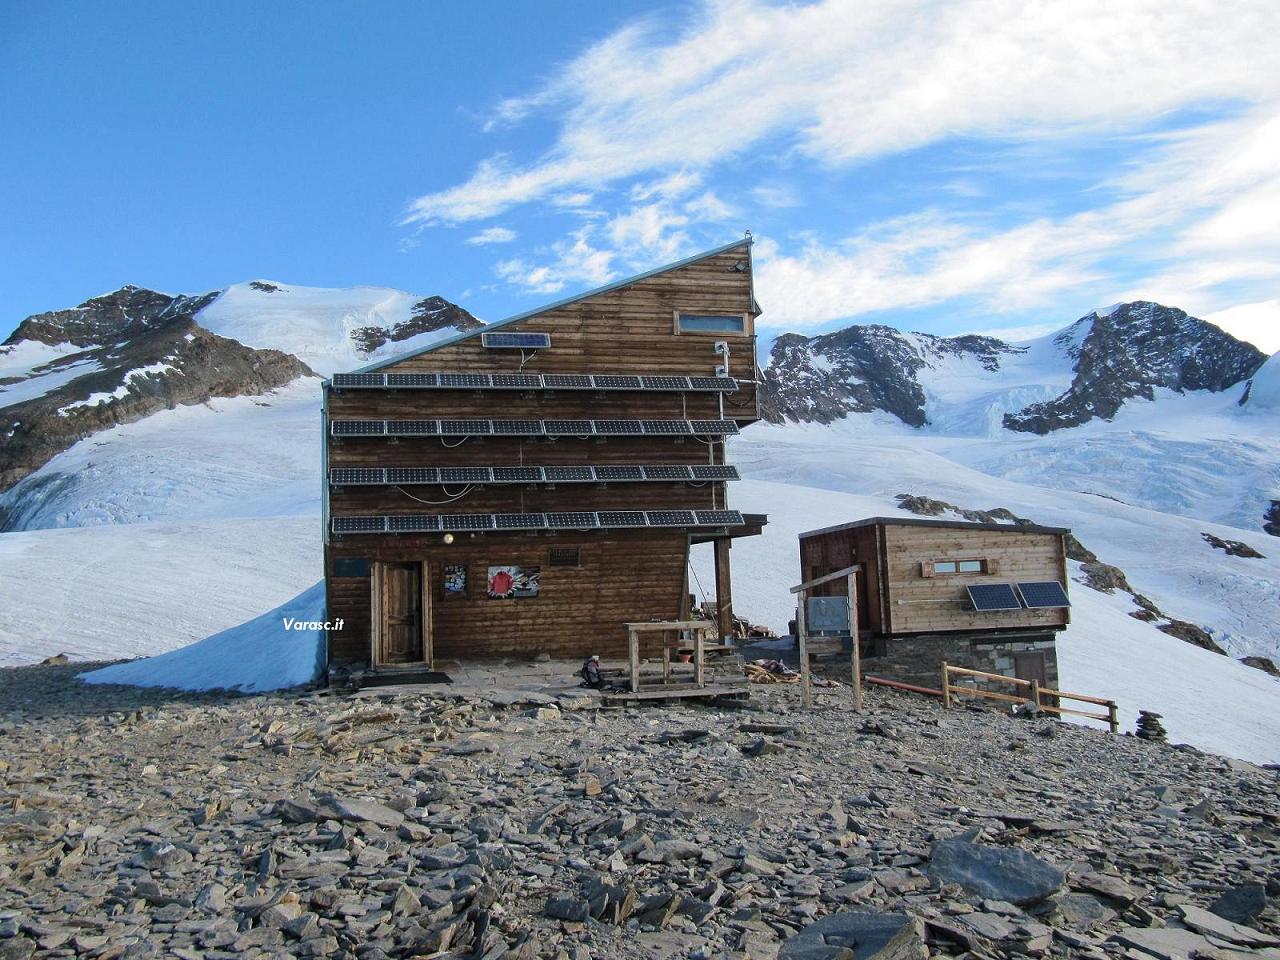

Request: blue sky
left=3, top=0, right=1279, bottom=350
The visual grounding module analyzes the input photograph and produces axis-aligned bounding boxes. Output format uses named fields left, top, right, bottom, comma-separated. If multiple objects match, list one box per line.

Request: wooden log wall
left=797, top=524, right=886, bottom=633
left=882, top=525, right=1068, bottom=635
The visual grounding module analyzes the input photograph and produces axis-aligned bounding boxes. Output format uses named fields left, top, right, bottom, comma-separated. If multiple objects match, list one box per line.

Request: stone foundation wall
left=862, top=632, right=1059, bottom=692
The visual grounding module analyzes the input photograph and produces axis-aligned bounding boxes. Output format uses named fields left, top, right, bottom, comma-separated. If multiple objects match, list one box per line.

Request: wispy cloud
left=466, top=226, right=518, bottom=245
left=403, top=0, right=1280, bottom=225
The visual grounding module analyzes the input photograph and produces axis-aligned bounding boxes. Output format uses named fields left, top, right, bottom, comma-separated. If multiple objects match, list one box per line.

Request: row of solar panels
left=966, top=581, right=1071, bottom=611
left=330, top=418, right=741, bottom=438
left=330, top=463, right=741, bottom=486
left=332, top=508, right=745, bottom=534
left=330, top=371, right=739, bottom=392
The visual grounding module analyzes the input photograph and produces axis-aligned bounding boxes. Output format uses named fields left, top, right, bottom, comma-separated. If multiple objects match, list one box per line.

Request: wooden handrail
left=941, top=661, right=1119, bottom=734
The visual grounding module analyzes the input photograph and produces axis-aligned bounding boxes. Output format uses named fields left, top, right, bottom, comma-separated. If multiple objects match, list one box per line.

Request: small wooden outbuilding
left=798, top=517, right=1070, bottom=690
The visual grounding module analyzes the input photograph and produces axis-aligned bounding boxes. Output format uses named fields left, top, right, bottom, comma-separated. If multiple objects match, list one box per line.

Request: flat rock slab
left=778, top=911, right=925, bottom=960
left=927, top=839, right=1064, bottom=906
left=323, top=797, right=404, bottom=828
left=1209, top=884, right=1269, bottom=925
left=1111, top=926, right=1222, bottom=960
left=1178, top=903, right=1280, bottom=948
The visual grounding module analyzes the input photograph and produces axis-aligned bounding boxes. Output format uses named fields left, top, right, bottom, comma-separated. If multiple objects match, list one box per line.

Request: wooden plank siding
left=324, top=240, right=761, bottom=669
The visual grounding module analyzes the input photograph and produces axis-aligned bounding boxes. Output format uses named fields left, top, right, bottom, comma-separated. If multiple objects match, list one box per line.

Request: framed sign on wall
left=487, top=565, right=540, bottom=599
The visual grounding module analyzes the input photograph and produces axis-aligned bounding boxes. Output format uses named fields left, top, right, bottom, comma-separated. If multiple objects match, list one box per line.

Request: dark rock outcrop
left=1240, top=656, right=1280, bottom=677
left=0, top=288, right=313, bottom=497
left=349, top=296, right=481, bottom=355
left=927, top=838, right=1065, bottom=905
left=1201, top=532, right=1266, bottom=558
left=1004, top=303, right=1265, bottom=433
left=1264, top=501, right=1280, bottom=538
left=760, top=327, right=1018, bottom=426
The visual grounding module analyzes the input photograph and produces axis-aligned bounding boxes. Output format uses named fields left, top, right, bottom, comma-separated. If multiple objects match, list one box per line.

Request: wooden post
left=628, top=628, right=640, bottom=694
left=1107, top=700, right=1119, bottom=735
left=713, top=537, right=734, bottom=643
left=941, top=661, right=951, bottom=709
left=695, top=629, right=705, bottom=689
left=847, top=572, right=862, bottom=713
left=1030, top=679, right=1041, bottom=710
left=797, top=592, right=812, bottom=709
left=662, top=643, right=671, bottom=686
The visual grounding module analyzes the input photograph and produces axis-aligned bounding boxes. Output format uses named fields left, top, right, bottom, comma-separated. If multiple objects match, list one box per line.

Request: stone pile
left=1135, top=710, right=1169, bottom=742
left=0, top=661, right=1276, bottom=959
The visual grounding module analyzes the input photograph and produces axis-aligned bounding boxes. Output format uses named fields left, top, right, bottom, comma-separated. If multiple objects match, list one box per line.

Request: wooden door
left=1013, top=651, right=1047, bottom=686
left=377, top=562, right=424, bottom=665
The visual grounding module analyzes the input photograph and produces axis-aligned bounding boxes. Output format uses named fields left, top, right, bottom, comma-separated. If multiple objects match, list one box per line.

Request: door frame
left=370, top=560, right=432, bottom=669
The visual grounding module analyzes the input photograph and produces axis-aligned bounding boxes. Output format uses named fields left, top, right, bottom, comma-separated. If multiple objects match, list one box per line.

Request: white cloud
left=466, top=226, right=518, bottom=245
left=404, top=0, right=1280, bottom=225
left=750, top=183, right=801, bottom=208
left=1205, top=300, right=1280, bottom=354
left=494, top=229, right=617, bottom=296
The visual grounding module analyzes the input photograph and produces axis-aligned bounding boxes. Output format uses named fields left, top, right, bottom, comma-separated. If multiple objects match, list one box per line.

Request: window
left=675, top=311, right=749, bottom=335
left=923, top=558, right=992, bottom=577
left=549, top=547, right=581, bottom=567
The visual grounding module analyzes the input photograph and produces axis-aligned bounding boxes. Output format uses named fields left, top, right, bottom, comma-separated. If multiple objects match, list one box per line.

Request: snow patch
left=80, top=581, right=325, bottom=692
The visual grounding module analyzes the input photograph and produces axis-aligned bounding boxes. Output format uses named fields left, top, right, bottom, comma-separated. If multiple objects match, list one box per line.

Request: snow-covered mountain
left=0, top=281, right=480, bottom=525
left=1, top=285, right=1277, bottom=763
left=761, top=302, right=1266, bottom=434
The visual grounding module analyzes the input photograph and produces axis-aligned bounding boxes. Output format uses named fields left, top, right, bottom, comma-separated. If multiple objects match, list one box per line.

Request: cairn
left=1135, top=709, right=1168, bottom=742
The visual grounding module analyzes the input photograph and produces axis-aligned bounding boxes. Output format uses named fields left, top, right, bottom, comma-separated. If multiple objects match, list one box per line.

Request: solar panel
left=386, top=514, right=441, bottom=533
left=491, top=419, right=543, bottom=436
left=386, top=467, right=439, bottom=484
left=694, top=510, right=744, bottom=526
left=1016, top=581, right=1071, bottom=609
left=597, top=511, right=648, bottom=527
left=332, top=516, right=385, bottom=534
left=385, top=373, right=439, bottom=388
left=543, top=420, right=594, bottom=435
left=491, top=373, right=542, bottom=389
left=331, top=373, right=385, bottom=388
left=331, top=420, right=384, bottom=436
left=542, top=374, right=593, bottom=389
left=492, top=466, right=544, bottom=483
left=481, top=332, right=551, bottom=349
left=543, top=466, right=594, bottom=482
left=645, top=510, right=697, bottom=526
left=439, top=419, right=491, bottom=435
left=643, top=465, right=692, bottom=480
left=330, top=468, right=384, bottom=485
left=386, top=419, right=439, bottom=436
left=688, top=376, right=738, bottom=391
left=640, top=376, right=690, bottom=391
left=494, top=513, right=546, bottom=530
left=593, top=420, right=643, bottom=435
left=690, top=465, right=740, bottom=481
left=591, top=375, right=642, bottom=390
left=439, top=373, right=490, bottom=389
left=440, top=467, right=491, bottom=483
left=441, top=514, right=495, bottom=531
left=641, top=420, right=692, bottom=435
left=546, top=512, right=599, bottom=529
left=966, top=583, right=1023, bottom=612
left=690, top=419, right=740, bottom=436
left=594, top=465, right=643, bottom=481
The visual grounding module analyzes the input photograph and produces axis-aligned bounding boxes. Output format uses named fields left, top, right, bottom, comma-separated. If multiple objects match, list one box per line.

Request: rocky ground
left=1, top=662, right=1278, bottom=960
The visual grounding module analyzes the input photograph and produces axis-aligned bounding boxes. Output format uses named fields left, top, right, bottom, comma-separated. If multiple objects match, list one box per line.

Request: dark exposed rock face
left=1240, top=656, right=1280, bottom=677
left=1201, top=532, right=1266, bottom=559
left=1003, top=303, right=1266, bottom=434
left=759, top=327, right=1018, bottom=426
left=1265, top=501, right=1280, bottom=538
left=0, top=288, right=313, bottom=498
left=349, top=296, right=481, bottom=354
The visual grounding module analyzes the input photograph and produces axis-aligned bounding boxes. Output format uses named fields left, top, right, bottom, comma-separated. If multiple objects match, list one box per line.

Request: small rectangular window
left=933, top=561, right=958, bottom=574
left=931, top=558, right=987, bottom=576
left=676, top=312, right=747, bottom=334
left=549, top=547, right=581, bottom=567
left=957, top=560, right=983, bottom=572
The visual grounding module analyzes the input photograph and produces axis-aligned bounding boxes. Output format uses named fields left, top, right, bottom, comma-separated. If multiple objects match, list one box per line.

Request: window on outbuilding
left=921, top=558, right=993, bottom=577
left=675, top=312, right=748, bottom=335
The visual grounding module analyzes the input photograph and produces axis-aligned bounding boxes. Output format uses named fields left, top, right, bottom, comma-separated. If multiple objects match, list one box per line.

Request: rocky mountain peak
left=1005, top=302, right=1266, bottom=433
left=4, top=286, right=220, bottom=350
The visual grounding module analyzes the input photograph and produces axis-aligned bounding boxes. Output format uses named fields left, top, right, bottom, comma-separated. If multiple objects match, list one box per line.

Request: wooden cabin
left=798, top=517, right=1070, bottom=689
left=323, top=239, right=766, bottom=681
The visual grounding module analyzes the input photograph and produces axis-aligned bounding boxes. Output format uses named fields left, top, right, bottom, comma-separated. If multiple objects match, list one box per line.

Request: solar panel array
left=330, top=418, right=740, bottom=438
left=329, top=463, right=741, bottom=485
left=966, top=583, right=1023, bottom=611
left=1015, top=581, right=1071, bottom=609
left=481, top=332, right=552, bottom=349
left=330, top=371, right=739, bottom=392
left=332, top=509, right=745, bottom=534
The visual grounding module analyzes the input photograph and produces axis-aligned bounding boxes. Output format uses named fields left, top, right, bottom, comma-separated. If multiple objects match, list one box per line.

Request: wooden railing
left=941, top=662, right=1119, bottom=734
